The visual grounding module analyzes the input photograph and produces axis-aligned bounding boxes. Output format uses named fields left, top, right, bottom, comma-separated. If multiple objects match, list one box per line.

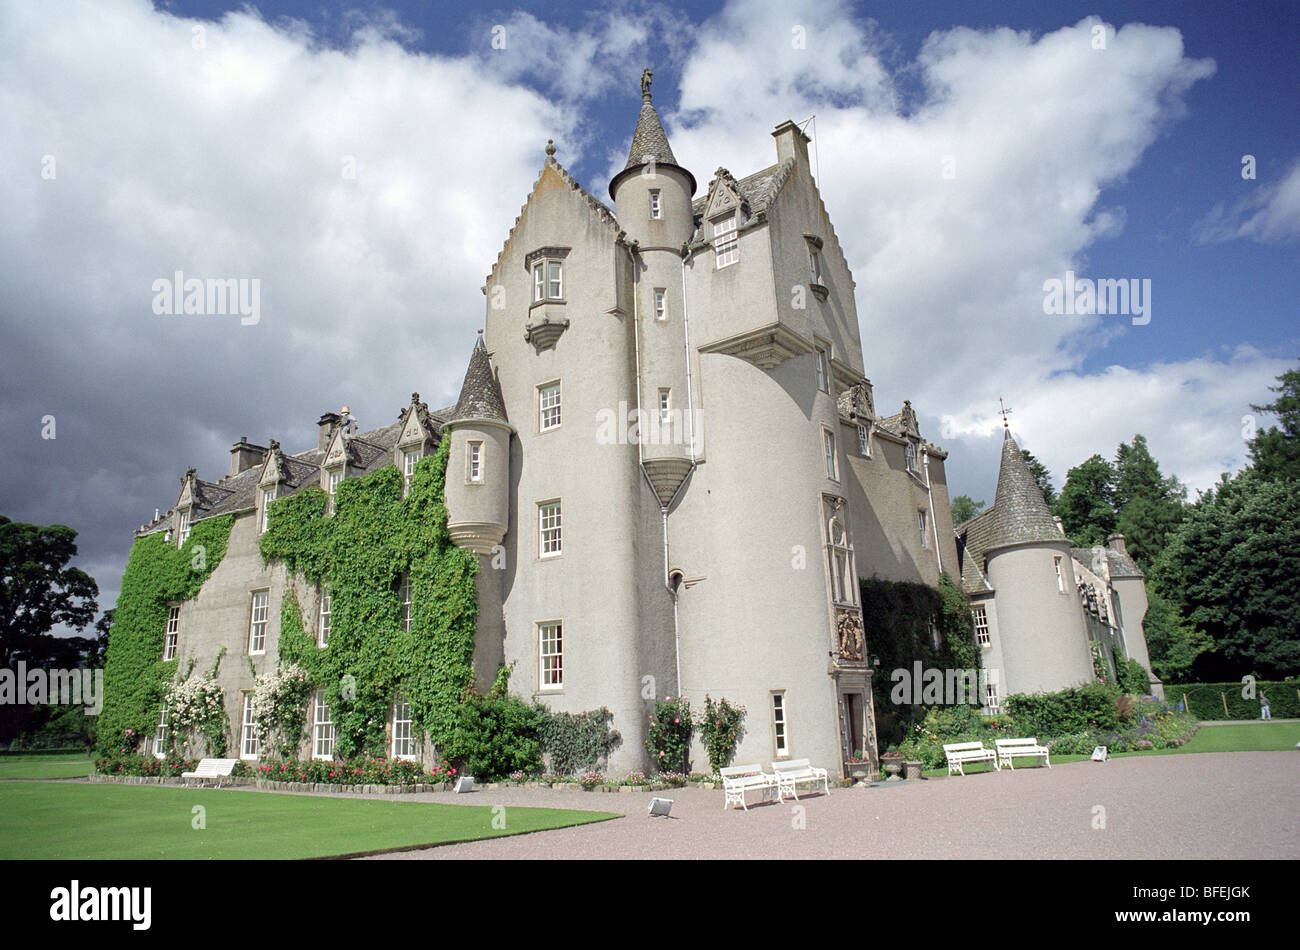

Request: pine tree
left=1247, top=365, right=1300, bottom=482
left=1052, top=455, right=1117, bottom=547
left=1113, top=434, right=1185, bottom=566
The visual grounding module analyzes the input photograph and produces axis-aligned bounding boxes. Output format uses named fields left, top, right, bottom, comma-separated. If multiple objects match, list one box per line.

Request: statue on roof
left=640, top=67, right=653, bottom=99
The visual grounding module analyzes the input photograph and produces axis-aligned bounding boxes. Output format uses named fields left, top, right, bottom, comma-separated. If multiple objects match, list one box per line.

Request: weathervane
left=998, top=398, right=1013, bottom=430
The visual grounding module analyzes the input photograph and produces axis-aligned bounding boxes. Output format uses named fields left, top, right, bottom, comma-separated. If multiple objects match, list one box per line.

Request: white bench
left=996, top=737, right=1051, bottom=770
left=943, top=741, right=999, bottom=776
left=181, top=758, right=239, bottom=788
left=720, top=763, right=777, bottom=811
left=771, top=758, right=829, bottom=801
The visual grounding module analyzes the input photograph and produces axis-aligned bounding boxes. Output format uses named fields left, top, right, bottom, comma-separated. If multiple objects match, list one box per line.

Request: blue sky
left=1, top=0, right=1296, bottom=616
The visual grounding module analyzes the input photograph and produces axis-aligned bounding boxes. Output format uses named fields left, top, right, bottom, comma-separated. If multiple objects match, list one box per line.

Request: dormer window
left=649, top=189, right=662, bottom=219
left=532, top=258, right=563, bottom=303
left=177, top=508, right=191, bottom=546
left=712, top=213, right=738, bottom=268
left=402, top=448, right=421, bottom=497
left=857, top=424, right=871, bottom=457
left=326, top=467, right=343, bottom=514
left=904, top=442, right=918, bottom=474
left=259, top=486, right=275, bottom=534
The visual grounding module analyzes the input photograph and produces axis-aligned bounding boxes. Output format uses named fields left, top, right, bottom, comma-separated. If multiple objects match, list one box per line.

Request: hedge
left=1162, top=680, right=1300, bottom=720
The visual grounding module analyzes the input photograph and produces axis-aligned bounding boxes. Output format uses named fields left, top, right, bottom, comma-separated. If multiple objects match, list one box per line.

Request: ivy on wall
left=861, top=572, right=980, bottom=749
left=97, top=515, right=235, bottom=756
left=258, top=437, right=479, bottom=759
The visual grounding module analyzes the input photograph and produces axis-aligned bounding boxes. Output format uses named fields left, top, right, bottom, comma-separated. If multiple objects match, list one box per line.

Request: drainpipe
left=923, top=447, right=943, bottom=574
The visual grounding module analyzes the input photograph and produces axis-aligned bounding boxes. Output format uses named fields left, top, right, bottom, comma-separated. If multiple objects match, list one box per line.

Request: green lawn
left=0, top=755, right=94, bottom=780
left=921, top=721, right=1300, bottom=776
left=0, top=783, right=619, bottom=859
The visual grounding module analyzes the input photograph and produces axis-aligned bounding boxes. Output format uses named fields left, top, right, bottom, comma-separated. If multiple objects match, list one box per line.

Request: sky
left=1, top=0, right=1296, bottom=625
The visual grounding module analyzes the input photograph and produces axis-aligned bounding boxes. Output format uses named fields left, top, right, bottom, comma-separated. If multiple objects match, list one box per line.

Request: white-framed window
left=153, top=701, right=168, bottom=759
left=1055, top=556, right=1065, bottom=592
left=467, top=441, right=483, bottom=483
left=918, top=509, right=928, bottom=549
left=713, top=213, right=738, bottom=268
left=857, top=424, right=871, bottom=457
left=177, top=508, right=191, bottom=546
left=538, top=381, right=562, bottom=431
left=815, top=347, right=829, bottom=393
left=658, top=388, right=672, bottom=424
left=240, top=693, right=258, bottom=760
left=985, top=682, right=1001, bottom=716
left=532, top=258, right=563, bottom=303
left=822, top=428, right=838, bottom=481
left=826, top=516, right=857, bottom=607
left=539, top=500, right=562, bottom=557
left=327, top=468, right=343, bottom=514
left=972, top=604, right=991, bottom=647
left=163, top=605, right=180, bottom=661
left=398, top=575, right=412, bottom=633
left=260, top=486, right=275, bottom=534
left=539, top=621, right=563, bottom=690
left=904, top=442, right=918, bottom=474
left=248, top=589, right=268, bottom=655
left=392, top=695, right=417, bottom=760
left=402, top=448, right=421, bottom=497
left=649, top=189, right=662, bottom=219
left=654, top=289, right=667, bottom=322
left=809, top=246, right=823, bottom=284
left=771, top=691, right=789, bottom=758
left=318, top=587, right=331, bottom=646
left=312, top=689, right=335, bottom=760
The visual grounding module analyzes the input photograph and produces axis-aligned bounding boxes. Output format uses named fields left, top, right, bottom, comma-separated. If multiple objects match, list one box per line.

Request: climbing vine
left=98, top=515, right=234, bottom=756
left=258, top=437, right=479, bottom=759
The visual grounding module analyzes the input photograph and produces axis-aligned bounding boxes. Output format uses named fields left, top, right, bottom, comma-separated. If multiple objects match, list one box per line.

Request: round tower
left=444, top=333, right=512, bottom=556
left=610, top=68, right=698, bottom=507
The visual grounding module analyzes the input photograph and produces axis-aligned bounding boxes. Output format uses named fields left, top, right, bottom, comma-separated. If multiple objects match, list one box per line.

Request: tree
left=1053, top=455, right=1117, bottom=547
left=1113, top=434, right=1186, bottom=566
left=1247, top=364, right=1300, bottom=482
left=950, top=495, right=985, bottom=525
left=1020, top=449, right=1056, bottom=506
left=0, top=516, right=99, bottom=669
left=1140, top=588, right=1210, bottom=683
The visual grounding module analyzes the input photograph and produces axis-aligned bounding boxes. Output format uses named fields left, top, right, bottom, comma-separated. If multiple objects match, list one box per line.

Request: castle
left=117, top=71, right=1155, bottom=778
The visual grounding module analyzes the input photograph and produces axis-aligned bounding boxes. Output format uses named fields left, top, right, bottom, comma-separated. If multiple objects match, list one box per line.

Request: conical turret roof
left=610, top=68, right=695, bottom=197
left=987, top=430, right=1065, bottom=550
left=449, top=333, right=508, bottom=424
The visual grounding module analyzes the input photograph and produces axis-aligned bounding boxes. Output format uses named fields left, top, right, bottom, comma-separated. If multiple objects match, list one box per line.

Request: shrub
left=539, top=707, right=622, bottom=775
left=645, top=697, right=692, bottom=774
left=1004, top=682, right=1119, bottom=737
left=441, top=690, right=544, bottom=780
left=1116, top=658, right=1152, bottom=696
left=697, top=696, right=746, bottom=774
left=95, top=753, right=196, bottom=777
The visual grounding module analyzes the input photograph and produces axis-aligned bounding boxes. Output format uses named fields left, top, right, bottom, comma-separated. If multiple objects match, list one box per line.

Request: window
left=1055, top=556, right=1065, bottom=592
left=402, top=448, right=421, bottom=497
left=240, top=693, right=258, bottom=760
left=398, top=575, right=412, bottom=633
left=654, top=289, right=667, bottom=322
left=327, top=468, right=343, bottom=514
left=248, top=590, right=268, bottom=655
left=539, top=501, right=562, bottom=557
left=918, top=509, right=928, bottom=549
left=312, top=690, right=335, bottom=760
left=972, top=605, right=991, bottom=646
left=904, top=442, right=918, bottom=473
left=177, top=509, right=191, bottom=546
left=815, top=346, right=829, bottom=392
left=771, top=692, right=789, bottom=757
left=318, top=587, right=331, bottom=646
left=857, top=424, right=871, bottom=457
left=809, top=246, right=823, bottom=284
left=658, top=388, right=672, bottom=424
left=823, top=428, right=838, bottom=481
left=649, top=189, right=662, bottom=219
left=259, top=487, right=275, bottom=534
left=985, top=682, right=1000, bottom=716
left=713, top=213, right=738, bottom=268
left=532, top=258, right=563, bottom=303
left=826, top=515, right=857, bottom=607
left=392, top=695, right=417, bottom=760
left=467, top=442, right=483, bottom=483
left=538, top=381, right=561, bottom=431
left=539, top=621, right=563, bottom=690
left=153, top=701, right=168, bottom=759
left=163, top=606, right=179, bottom=661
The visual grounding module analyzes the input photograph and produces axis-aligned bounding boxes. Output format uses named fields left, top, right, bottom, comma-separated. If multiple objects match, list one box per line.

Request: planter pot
left=903, top=761, right=923, bottom=781
left=845, top=762, right=872, bottom=784
left=882, top=759, right=903, bottom=781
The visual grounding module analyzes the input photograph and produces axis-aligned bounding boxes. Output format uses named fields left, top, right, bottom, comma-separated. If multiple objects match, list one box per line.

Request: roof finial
left=998, top=398, right=1013, bottom=437
left=640, top=67, right=653, bottom=102
left=545, top=139, right=556, bottom=158
left=475, top=328, right=486, bottom=350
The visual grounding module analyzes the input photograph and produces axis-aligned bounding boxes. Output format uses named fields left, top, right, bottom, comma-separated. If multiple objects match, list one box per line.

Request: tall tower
left=610, top=67, right=698, bottom=507
left=983, top=430, right=1095, bottom=695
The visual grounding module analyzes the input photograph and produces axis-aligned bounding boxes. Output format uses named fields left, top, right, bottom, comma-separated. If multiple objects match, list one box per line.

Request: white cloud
left=1195, top=157, right=1300, bottom=244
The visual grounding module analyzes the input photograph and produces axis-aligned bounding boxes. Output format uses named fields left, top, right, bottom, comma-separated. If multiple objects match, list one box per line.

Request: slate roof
left=987, top=432, right=1066, bottom=550
left=624, top=96, right=679, bottom=171
left=690, top=161, right=794, bottom=222
left=448, top=335, right=508, bottom=424
left=1070, top=546, right=1144, bottom=580
left=955, top=506, right=997, bottom=593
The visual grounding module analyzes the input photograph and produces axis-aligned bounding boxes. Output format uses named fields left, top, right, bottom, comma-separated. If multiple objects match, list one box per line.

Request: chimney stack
left=1053, top=516, right=1066, bottom=536
left=229, top=436, right=268, bottom=477
left=772, top=120, right=811, bottom=175
left=317, top=412, right=341, bottom=451
left=1106, top=533, right=1128, bottom=556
